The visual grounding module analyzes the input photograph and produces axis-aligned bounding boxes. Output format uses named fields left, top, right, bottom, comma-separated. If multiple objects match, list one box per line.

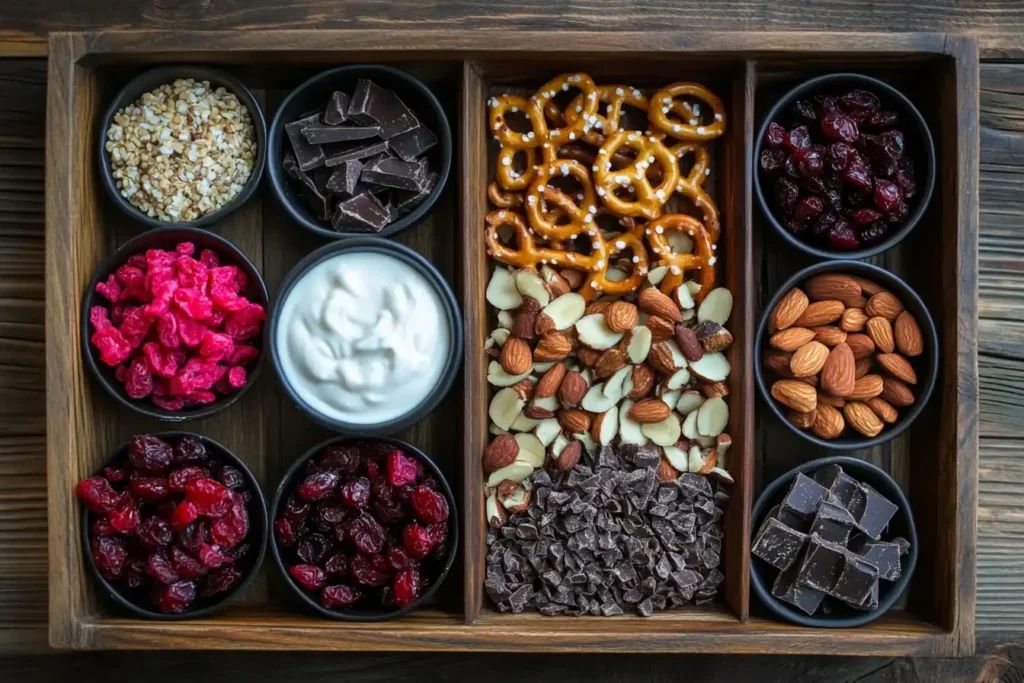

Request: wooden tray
left=45, top=30, right=978, bottom=655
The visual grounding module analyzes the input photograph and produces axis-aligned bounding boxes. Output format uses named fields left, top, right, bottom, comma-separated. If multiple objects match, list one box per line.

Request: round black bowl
left=754, top=72, right=936, bottom=260
left=755, top=260, right=938, bottom=450
left=266, top=64, right=452, bottom=240
left=268, top=236, right=463, bottom=435
left=270, top=435, right=459, bottom=621
left=98, top=65, right=267, bottom=230
left=81, top=432, right=268, bottom=620
left=81, top=227, right=269, bottom=422
left=750, top=456, right=918, bottom=627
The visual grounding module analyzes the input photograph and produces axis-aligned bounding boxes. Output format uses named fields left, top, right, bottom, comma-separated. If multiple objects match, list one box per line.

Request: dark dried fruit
left=147, top=551, right=180, bottom=585
left=128, top=435, right=173, bottom=474
left=325, top=553, right=349, bottom=578
left=393, top=567, right=422, bottom=608
left=349, top=512, right=386, bottom=556
left=289, top=564, right=326, bottom=591
left=319, top=446, right=361, bottom=474
left=77, top=476, right=119, bottom=514
left=171, top=545, right=207, bottom=580
left=765, top=121, right=787, bottom=147
left=783, top=126, right=811, bottom=153
left=298, top=471, right=339, bottom=502
left=409, top=485, right=449, bottom=525
left=136, top=516, right=173, bottom=550
left=274, top=518, right=296, bottom=546
left=217, top=465, right=246, bottom=491
left=92, top=536, right=128, bottom=580
left=158, top=580, right=197, bottom=613
left=796, top=146, right=824, bottom=178
left=350, top=553, right=389, bottom=587
left=793, top=197, right=824, bottom=223
left=839, top=89, right=880, bottom=120
left=174, top=436, right=208, bottom=465
left=198, top=543, right=233, bottom=569
left=792, top=99, right=817, bottom=123
left=296, top=532, right=332, bottom=566
left=201, top=567, right=242, bottom=598
left=322, top=584, right=362, bottom=608
left=402, top=523, right=435, bottom=559
left=340, top=477, right=372, bottom=508
left=828, top=220, right=860, bottom=250
left=773, top=178, right=800, bottom=211
left=759, top=148, right=786, bottom=175
left=129, top=476, right=172, bottom=501
left=820, top=112, right=858, bottom=143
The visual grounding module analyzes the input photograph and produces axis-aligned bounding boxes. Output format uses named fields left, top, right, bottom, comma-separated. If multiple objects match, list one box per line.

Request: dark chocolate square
left=751, top=517, right=807, bottom=571
left=772, top=553, right=825, bottom=616
left=808, top=499, right=857, bottom=545
left=301, top=124, right=381, bottom=145
left=360, top=156, right=427, bottom=191
left=324, top=140, right=390, bottom=167
left=795, top=536, right=846, bottom=593
left=388, top=125, right=438, bottom=162
left=325, top=159, right=364, bottom=196
left=851, top=580, right=879, bottom=611
left=829, top=555, right=879, bottom=606
left=852, top=484, right=898, bottom=540
left=331, top=191, right=390, bottom=232
left=781, top=473, right=829, bottom=518
left=851, top=538, right=903, bottom=581
left=347, top=78, right=420, bottom=138
left=812, top=464, right=862, bottom=510
left=285, top=114, right=325, bottom=171
left=323, top=91, right=351, bottom=125
left=767, top=503, right=811, bottom=534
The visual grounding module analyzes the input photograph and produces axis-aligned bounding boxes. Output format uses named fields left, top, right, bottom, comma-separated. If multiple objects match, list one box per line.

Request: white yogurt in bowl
left=272, top=243, right=459, bottom=430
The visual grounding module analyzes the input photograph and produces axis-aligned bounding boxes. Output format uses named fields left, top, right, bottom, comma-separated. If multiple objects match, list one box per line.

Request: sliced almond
left=696, top=396, right=729, bottom=437
left=641, top=412, right=682, bottom=446
left=549, top=433, right=570, bottom=459
left=500, top=486, right=531, bottom=512
left=715, top=434, right=732, bottom=470
left=485, top=460, right=534, bottom=488
left=497, top=310, right=514, bottom=330
left=486, top=493, right=506, bottom=527
left=675, top=283, right=696, bottom=311
left=604, top=365, right=631, bottom=398
left=686, top=281, right=702, bottom=297
left=489, top=387, right=525, bottom=431
left=591, top=407, right=619, bottom=445
left=687, top=444, right=706, bottom=473
left=531, top=394, right=560, bottom=412
left=663, top=368, right=691, bottom=391
left=688, top=352, right=731, bottom=382
left=579, top=368, right=594, bottom=387
left=487, top=360, right=532, bottom=388
left=515, top=269, right=551, bottom=307
left=538, top=292, right=586, bottom=333
left=581, top=381, right=618, bottom=413
left=663, top=444, right=688, bottom=471
left=575, top=313, right=625, bottom=350
left=667, top=230, right=694, bottom=255
left=485, top=328, right=511, bottom=349
left=676, top=389, right=705, bottom=416
left=696, top=435, right=715, bottom=448
left=605, top=267, right=628, bottom=283
left=618, top=399, right=649, bottom=446
left=647, top=265, right=669, bottom=285
left=486, top=267, right=523, bottom=310
left=533, top=360, right=556, bottom=373
left=682, top=408, right=700, bottom=440
left=574, top=431, right=599, bottom=456
left=660, top=390, right=682, bottom=411
left=489, top=422, right=508, bottom=436
left=709, top=467, right=734, bottom=484
left=697, top=287, right=733, bottom=325
left=621, top=373, right=634, bottom=400
left=510, top=413, right=542, bottom=432
left=533, top=418, right=561, bottom=447
left=513, top=432, right=545, bottom=467
left=625, top=325, right=653, bottom=363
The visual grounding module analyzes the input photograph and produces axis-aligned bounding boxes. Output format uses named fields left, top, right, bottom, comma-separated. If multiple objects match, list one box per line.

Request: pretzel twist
left=645, top=214, right=716, bottom=302
left=489, top=95, right=544, bottom=150
left=580, top=217, right=650, bottom=299
left=495, top=145, right=537, bottom=191
left=487, top=181, right=523, bottom=209
left=593, top=131, right=680, bottom=220
left=531, top=73, right=601, bottom=148
left=669, top=142, right=721, bottom=244
left=563, top=85, right=650, bottom=147
left=484, top=209, right=607, bottom=275
left=649, top=82, right=727, bottom=141
left=525, top=159, right=598, bottom=242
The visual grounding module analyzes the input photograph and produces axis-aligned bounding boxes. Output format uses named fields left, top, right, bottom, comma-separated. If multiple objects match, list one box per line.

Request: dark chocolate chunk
left=781, top=473, right=829, bottom=518
left=796, top=536, right=846, bottom=593
left=325, top=159, right=364, bottom=196
left=812, top=464, right=862, bottom=510
left=851, top=484, right=898, bottom=540
left=322, top=91, right=351, bottom=125
left=767, top=503, right=811, bottom=534
left=324, top=139, right=390, bottom=167
left=829, top=555, right=879, bottom=605
left=302, top=124, right=381, bottom=145
left=851, top=580, right=879, bottom=611
left=285, top=114, right=325, bottom=171
left=808, top=499, right=857, bottom=545
left=301, top=184, right=331, bottom=221
left=360, top=156, right=427, bottom=191
left=851, top=538, right=903, bottom=582
left=331, top=191, right=390, bottom=232
left=388, top=125, right=438, bottom=162
left=772, top=554, right=826, bottom=616
left=752, top=517, right=807, bottom=570
left=347, top=78, right=420, bottom=139
left=892, top=536, right=911, bottom=555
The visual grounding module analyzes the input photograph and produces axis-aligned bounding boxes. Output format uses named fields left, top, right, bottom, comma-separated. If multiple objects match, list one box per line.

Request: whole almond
left=865, top=317, right=895, bottom=354
left=646, top=315, right=675, bottom=342
left=817, top=392, right=846, bottom=409
left=533, top=331, right=572, bottom=361
left=762, top=350, right=795, bottom=377
left=638, top=287, right=683, bottom=323
left=793, top=300, right=845, bottom=328
left=846, top=333, right=876, bottom=360
left=536, top=362, right=567, bottom=399
left=790, top=341, right=829, bottom=377
left=804, top=274, right=861, bottom=304
left=865, top=291, right=903, bottom=321
left=811, top=403, right=845, bottom=439
left=675, top=326, right=704, bottom=362
left=799, top=374, right=819, bottom=388
left=854, top=357, right=873, bottom=379
left=700, top=381, right=729, bottom=398
left=694, top=320, right=733, bottom=352
left=657, top=456, right=680, bottom=482
left=512, top=296, right=541, bottom=340
left=866, top=397, right=899, bottom=424
left=584, top=300, right=612, bottom=316
left=540, top=265, right=571, bottom=298
left=500, top=337, right=533, bottom=375
left=577, top=347, right=601, bottom=366
left=558, top=370, right=588, bottom=407
left=769, top=327, right=816, bottom=352
left=877, top=353, right=918, bottom=385
left=593, top=348, right=627, bottom=380
left=771, top=379, right=818, bottom=413
left=851, top=276, right=887, bottom=296
left=821, top=342, right=856, bottom=397
left=482, top=434, right=519, bottom=473
left=844, top=295, right=869, bottom=309
left=561, top=269, right=586, bottom=290
left=606, top=301, right=639, bottom=333
left=880, top=377, right=915, bottom=407
left=813, top=326, right=848, bottom=347
left=648, top=342, right=680, bottom=375
left=557, top=408, right=591, bottom=434
left=848, top=374, right=884, bottom=401
left=840, top=308, right=869, bottom=333
left=496, top=479, right=518, bottom=499
left=556, top=440, right=582, bottom=471
left=769, top=287, right=809, bottom=333
left=523, top=405, right=555, bottom=419
left=845, top=401, right=884, bottom=437
left=628, top=364, right=656, bottom=399
left=894, top=311, right=924, bottom=357
left=629, top=399, right=672, bottom=424
left=513, top=378, right=536, bottom=401
left=788, top=409, right=816, bottom=429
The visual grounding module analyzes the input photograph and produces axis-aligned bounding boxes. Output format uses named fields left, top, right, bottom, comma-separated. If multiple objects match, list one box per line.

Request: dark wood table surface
left=2, top=1, right=1024, bottom=679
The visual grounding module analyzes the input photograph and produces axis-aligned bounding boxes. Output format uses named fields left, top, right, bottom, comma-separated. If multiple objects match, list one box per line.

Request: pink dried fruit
left=409, top=485, right=448, bottom=525
left=402, top=523, right=434, bottom=559
left=289, top=564, right=326, bottom=591
left=322, top=584, right=361, bottom=608
left=158, top=580, right=197, bottom=613
left=393, top=567, right=422, bottom=608
left=386, top=450, right=419, bottom=488
left=77, top=476, right=119, bottom=514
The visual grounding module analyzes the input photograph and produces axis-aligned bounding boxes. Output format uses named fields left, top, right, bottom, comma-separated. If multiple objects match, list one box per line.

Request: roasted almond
left=561, top=269, right=586, bottom=290
left=854, top=357, right=873, bottom=379
left=482, top=434, right=519, bottom=473
left=851, top=275, right=887, bottom=296
left=556, top=440, right=582, bottom=471
left=523, top=405, right=555, bottom=419
left=820, top=342, right=856, bottom=397
left=533, top=331, right=572, bottom=361
left=648, top=342, right=681, bottom=375
left=628, top=363, right=656, bottom=399
left=865, top=317, right=895, bottom=354
left=638, top=287, right=683, bottom=323
left=500, top=337, right=533, bottom=375
left=512, top=378, right=536, bottom=401
left=839, top=307, right=869, bottom=333
left=557, top=408, right=591, bottom=434
left=769, top=327, right=816, bottom=352
left=769, top=287, right=809, bottom=333
left=790, top=341, right=829, bottom=377
left=804, top=274, right=861, bottom=304
left=811, top=403, right=845, bottom=439
left=793, top=300, right=845, bottom=327
left=512, top=296, right=541, bottom=340
left=848, top=374, right=884, bottom=401
left=798, top=373, right=819, bottom=388
left=866, top=397, right=899, bottom=424
left=536, top=362, right=567, bottom=399
left=762, top=350, right=795, bottom=377
left=694, top=320, right=733, bottom=352
left=577, top=346, right=601, bottom=366
left=605, top=301, right=639, bottom=333
left=894, top=311, right=924, bottom=357
left=817, top=392, right=846, bottom=409
left=584, top=300, right=612, bottom=316
left=700, top=381, right=729, bottom=398
left=674, top=326, right=704, bottom=362
left=657, top=455, right=680, bottom=482
left=593, top=348, right=627, bottom=380
left=876, top=353, right=918, bottom=385
left=846, top=333, right=876, bottom=360
left=646, top=315, right=675, bottom=342
left=844, top=401, right=884, bottom=437
left=788, top=409, right=816, bottom=429
left=557, top=370, right=588, bottom=408
left=771, top=379, right=818, bottom=413
left=539, top=265, right=571, bottom=298
left=496, top=479, right=518, bottom=499
left=865, top=291, right=903, bottom=321
left=812, top=326, right=848, bottom=347
left=629, top=399, right=672, bottom=424
left=880, top=376, right=915, bottom=407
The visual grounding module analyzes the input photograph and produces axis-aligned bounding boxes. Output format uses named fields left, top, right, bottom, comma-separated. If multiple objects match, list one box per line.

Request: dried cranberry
left=317, top=504, right=349, bottom=526
left=781, top=216, right=806, bottom=236
left=104, top=467, right=128, bottom=483
left=324, top=553, right=349, bottom=578
left=123, top=558, right=148, bottom=589
left=282, top=496, right=311, bottom=526
left=158, top=580, right=197, bottom=614
left=792, top=99, right=817, bottom=123
left=348, top=513, right=386, bottom=556
left=820, top=112, right=859, bottom=143
left=759, top=148, right=786, bottom=175
left=320, top=446, right=361, bottom=474
left=77, top=476, right=120, bottom=514
left=372, top=480, right=406, bottom=524
left=796, top=147, right=824, bottom=178
left=402, top=523, right=434, bottom=559
left=839, top=89, right=880, bottom=119
left=386, top=450, right=419, bottom=488
left=843, top=155, right=874, bottom=192
left=873, top=179, right=903, bottom=215
left=128, top=435, right=173, bottom=474
left=92, top=536, right=128, bottom=580
left=171, top=545, right=207, bottom=580
left=393, top=567, right=422, bottom=608
left=147, top=551, right=180, bottom=585
left=167, top=466, right=207, bottom=492
left=200, top=567, right=243, bottom=598
left=867, top=110, right=899, bottom=129
left=782, top=125, right=811, bottom=154
left=170, top=500, right=200, bottom=531
left=322, top=584, right=361, bottom=609
left=289, top=564, right=326, bottom=591
left=851, top=208, right=883, bottom=225
left=185, top=478, right=231, bottom=517
left=783, top=155, right=800, bottom=179
left=340, top=477, right=371, bottom=508
left=217, top=465, right=246, bottom=491
left=827, top=142, right=854, bottom=173
left=410, top=486, right=449, bottom=525
left=91, top=518, right=119, bottom=537
left=860, top=223, right=889, bottom=244
left=349, top=553, right=389, bottom=587
left=274, top=518, right=297, bottom=546
left=296, top=532, right=332, bottom=566
left=364, top=458, right=382, bottom=481
left=198, top=543, right=233, bottom=569
left=871, top=130, right=905, bottom=164
left=136, top=516, right=173, bottom=550
left=792, top=197, right=824, bottom=223
left=173, top=436, right=208, bottom=465
left=764, top=121, right=786, bottom=147
left=895, top=169, right=917, bottom=199
left=129, top=476, right=172, bottom=501
left=109, top=495, right=141, bottom=533
left=828, top=220, right=860, bottom=250
left=209, top=493, right=248, bottom=548
left=379, top=585, right=395, bottom=607
left=298, top=471, right=339, bottom=502
left=773, top=178, right=800, bottom=212
left=426, top=521, right=449, bottom=548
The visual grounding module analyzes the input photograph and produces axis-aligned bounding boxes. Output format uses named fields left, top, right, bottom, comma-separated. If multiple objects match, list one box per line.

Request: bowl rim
left=753, top=71, right=937, bottom=260
left=268, top=434, right=459, bottom=621
left=749, top=455, right=919, bottom=628
left=267, top=235, right=463, bottom=436
left=265, top=63, right=453, bottom=240
left=80, top=431, right=269, bottom=620
left=754, top=260, right=939, bottom=449
left=97, top=64, right=268, bottom=231
left=80, top=226, right=270, bottom=422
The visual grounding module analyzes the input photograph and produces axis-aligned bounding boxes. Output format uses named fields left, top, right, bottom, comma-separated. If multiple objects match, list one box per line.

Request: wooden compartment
left=46, top=30, right=977, bottom=655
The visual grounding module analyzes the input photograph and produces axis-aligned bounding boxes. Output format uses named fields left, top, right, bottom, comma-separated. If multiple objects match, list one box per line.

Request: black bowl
left=98, top=65, right=267, bottom=230
left=81, top=227, right=269, bottom=422
left=270, top=435, right=459, bottom=621
left=81, top=432, right=268, bottom=620
left=268, top=236, right=463, bottom=435
left=266, top=64, right=452, bottom=240
left=755, top=261, right=938, bottom=450
left=754, top=72, right=936, bottom=260
left=750, top=456, right=918, bottom=627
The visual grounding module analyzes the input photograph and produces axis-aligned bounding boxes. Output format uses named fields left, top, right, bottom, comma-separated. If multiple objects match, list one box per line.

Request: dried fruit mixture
left=275, top=442, right=452, bottom=613
left=77, top=434, right=257, bottom=614
left=90, top=241, right=263, bottom=412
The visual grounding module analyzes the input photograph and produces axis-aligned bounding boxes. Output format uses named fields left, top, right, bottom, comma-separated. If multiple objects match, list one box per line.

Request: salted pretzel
left=669, top=142, right=721, bottom=243
left=649, top=82, right=726, bottom=141
left=531, top=73, right=601, bottom=148
left=563, top=84, right=650, bottom=147
left=488, top=181, right=523, bottom=209
left=593, top=131, right=680, bottom=220
left=524, top=159, right=598, bottom=242
left=495, top=145, right=537, bottom=191
left=489, top=95, right=545, bottom=150
left=579, top=217, right=650, bottom=298
left=645, top=213, right=716, bottom=302
left=485, top=209, right=606, bottom=274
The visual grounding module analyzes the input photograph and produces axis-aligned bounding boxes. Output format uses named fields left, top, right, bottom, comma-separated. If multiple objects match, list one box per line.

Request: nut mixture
left=105, top=78, right=257, bottom=222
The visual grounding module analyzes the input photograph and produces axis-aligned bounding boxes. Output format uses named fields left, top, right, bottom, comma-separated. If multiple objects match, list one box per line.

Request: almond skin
left=536, top=362, right=567, bottom=399
left=638, top=287, right=683, bottom=323
left=894, top=311, right=924, bottom=357
left=533, top=331, right=572, bottom=361
left=865, top=291, right=903, bottom=321
left=821, top=342, right=856, bottom=397
left=817, top=392, right=846, bottom=409
left=605, top=301, right=639, bottom=333
left=866, top=397, right=899, bottom=424
left=846, top=333, right=876, bottom=360
left=771, top=379, right=818, bottom=413
left=556, top=440, right=582, bottom=471
left=674, top=326, right=704, bottom=362
left=629, top=399, right=672, bottom=424
left=812, top=326, right=848, bottom=347
left=646, top=315, right=675, bottom=342
left=593, top=348, right=627, bottom=380
left=647, top=342, right=680, bottom=375
left=762, top=350, right=795, bottom=377
left=811, top=403, right=845, bottom=439
left=788, top=409, right=816, bottom=429
left=876, top=353, right=918, bottom=385
left=769, top=287, right=809, bottom=333
left=848, top=374, right=884, bottom=401
left=694, top=320, right=733, bottom=352
left=577, top=346, right=601, bottom=366
left=804, top=274, right=861, bottom=304
left=769, top=327, right=816, bottom=352
left=584, top=300, right=612, bottom=316
left=523, top=405, right=555, bottom=419
left=790, top=341, right=829, bottom=377
left=793, top=300, right=845, bottom=327
left=500, top=337, right=533, bottom=375
left=657, top=456, right=680, bottom=482
left=798, top=374, right=819, bottom=388
left=557, top=408, right=591, bottom=434
left=840, top=307, right=869, bottom=333
left=851, top=276, right=887, bottom=296
left=512, top=296, right=541, bottom=340
left=700, top=381, right=729, bottom=398
left=628, top=364, right=656, bottom=399
left=512, top=378, right=535, bottom=401
left=865, top=317, right=895, bottom=354
left=845, top=401, right=884, bottom=437
left=854, top=357, right=873, bottom=379
left=557, top=370, right=588, bottom=408
left=539, top=265, right=570, bottom=298
left=561, top=269, right=586, bottom=290
left=880, top=377, right=915, bottom=407
left=482, top=434, right=519, bottom=473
